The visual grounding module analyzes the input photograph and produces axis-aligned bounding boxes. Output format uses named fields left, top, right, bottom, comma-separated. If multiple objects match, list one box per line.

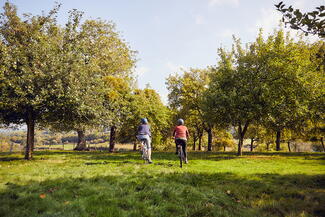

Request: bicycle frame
left=139, top=139, right=149, bottom=163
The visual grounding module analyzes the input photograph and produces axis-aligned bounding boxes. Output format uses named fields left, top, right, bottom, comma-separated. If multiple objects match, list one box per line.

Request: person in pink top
left=173, top=119, right=189, bottom=163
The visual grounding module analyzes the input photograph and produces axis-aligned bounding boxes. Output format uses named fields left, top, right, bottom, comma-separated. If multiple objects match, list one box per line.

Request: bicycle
left=177, top=144, right=186, bottom=168
left=139, top=139, right=149, bottom=164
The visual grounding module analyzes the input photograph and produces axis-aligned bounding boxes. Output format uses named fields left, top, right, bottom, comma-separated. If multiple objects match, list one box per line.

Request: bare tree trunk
left=192, top=134, right=197, bottom=150
left=31, top=137, right=35, bottom=154
left=74, top=130, right=87, bottom=151
left=207, top=128, right=212, bottom=151
left=321, top=137, right=325, bottom=152
left=237, top=138, right=243, bottom=156
left=25, top=110, right=35, bottom=160
left=198, top=135, right=202, bottom=151
left=109, top=126, right=116, bottom=152
left=266, top=142, right=270, bottom=151
left=237, top=121, right=249, bottom=156
left=223, top=145, right=226, bottom=152
left=250, top=138, right=254, bottom=152
left=287, top=141, right=291, bottom=152
left=276, top=130, right=281, bottom=151
left=133, top=141, right=137, bottom=151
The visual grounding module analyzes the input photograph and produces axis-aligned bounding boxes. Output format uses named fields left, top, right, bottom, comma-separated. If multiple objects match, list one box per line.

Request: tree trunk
left=237, top=137, right=243, bottom=156
left=109, top=126, right=116, bottom=152
left=276, top=130, right=281, bottom=151
left=250, top=138, right=254, bottom=152
left=133, top=141, right=137, bottom=151
left=25, top=111, right=35, bottom=160
left=74, top=130, right=87, bottom=151
left=198, top=135, right=202, bottom=151
left=237, top=121, right=249, bottom=156
left=223, top=145, right=226, bottom=152
left=320, top=137, right=325, bottom=152
left=31, top=138, right=35, bottom=154
left=192, top=138, right=196, bottom=151
left=207, top=128, right=212, bottom=151
left=287, top=141, right=291, bottom=152
left=266, top=142, right=270, bottom=151
left=192, top=133, right=197, bottom=151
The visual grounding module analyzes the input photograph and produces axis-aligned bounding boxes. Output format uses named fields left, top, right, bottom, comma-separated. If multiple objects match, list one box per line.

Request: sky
left=3, top=0, right=324, bottom=103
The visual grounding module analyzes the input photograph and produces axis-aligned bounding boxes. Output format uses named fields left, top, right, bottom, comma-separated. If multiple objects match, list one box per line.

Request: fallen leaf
left=48, top=187, right=58, bottom=193
left=39, top=194, right=46, bottom=199
left=205, top=202, right=214, bottom=208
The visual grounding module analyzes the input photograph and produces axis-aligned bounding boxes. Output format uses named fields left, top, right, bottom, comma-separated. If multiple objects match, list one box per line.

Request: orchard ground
left=0, top=150, right=324, bottom=217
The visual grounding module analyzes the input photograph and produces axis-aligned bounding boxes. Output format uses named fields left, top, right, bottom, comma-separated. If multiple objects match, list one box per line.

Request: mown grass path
left=0, top=151, right=324, bottom=217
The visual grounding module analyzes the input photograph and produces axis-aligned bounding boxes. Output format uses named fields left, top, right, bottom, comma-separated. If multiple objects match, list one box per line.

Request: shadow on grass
left=243, top=151, right=325, bottom=157
left=0, top=171, right=324, bottom=217
left=1, top=150, right=324, bottom=163
left=84, top=161, right=174, bottom=167
left=0, top=157, right=22, bottom=162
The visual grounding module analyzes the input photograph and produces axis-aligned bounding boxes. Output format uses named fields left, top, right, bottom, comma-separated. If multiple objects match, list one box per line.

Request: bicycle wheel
left=141, top=140, right=149, bottom=163
left=143, top=148, right=148, bottom=163
left=139, top=141, right=144, bottom=159
left=178, top=145, right=183, bottom=168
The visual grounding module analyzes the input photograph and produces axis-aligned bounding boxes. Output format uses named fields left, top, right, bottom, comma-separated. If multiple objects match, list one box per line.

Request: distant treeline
left=1, top=131, right=110, bottom=146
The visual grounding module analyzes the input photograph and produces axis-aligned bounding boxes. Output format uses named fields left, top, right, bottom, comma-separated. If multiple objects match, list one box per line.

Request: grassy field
left=0, top=151, right=324, bottom=217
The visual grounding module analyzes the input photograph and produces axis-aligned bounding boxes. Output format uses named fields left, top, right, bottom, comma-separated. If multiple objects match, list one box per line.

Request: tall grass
left=0, top=151, right=324, bottom=217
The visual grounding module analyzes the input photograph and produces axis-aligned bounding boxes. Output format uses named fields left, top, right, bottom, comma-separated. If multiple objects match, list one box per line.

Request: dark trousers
left=175, top=139, right=187, bottom=159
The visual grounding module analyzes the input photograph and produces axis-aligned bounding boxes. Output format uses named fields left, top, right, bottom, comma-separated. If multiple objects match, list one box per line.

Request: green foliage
left=103, top=75, right=134, bottom=128
left=275, top=2, right=325, bottom=38
left=258, top=31, right=320, bottom=134
left=0, top=2, right=64, bottom=125
left=213, top=129, right=236, bottom=151
left=166, top=68, right=212, bottom=149
left=118, top=88, right=172, bottom=149
left=0, top=2, right=136, bottom=156
left=205, top=37, right=266, bottom=154
left=205, top=29, right=323, bottom=154
left=46, top=11, right=136, bottom=133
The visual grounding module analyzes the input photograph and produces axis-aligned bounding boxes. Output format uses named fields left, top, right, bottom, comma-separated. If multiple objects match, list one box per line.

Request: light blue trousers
left=136, top=134, right=151, bottom=150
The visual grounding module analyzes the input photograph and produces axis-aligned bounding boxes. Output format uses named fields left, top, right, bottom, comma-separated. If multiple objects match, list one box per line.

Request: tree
left=186, top=112, right=204, bottom=151
left=205, top=30, right=322, bottom=155
left=44, top=10, right=136, bottom=151
left=103, top=76, right=134, bottom=152
left=166, top=69, right=212, bottom=151
left=118, top=87, right=171, bottom=151
left=214, top=128, right=235, bottom=152
left=306, top=42, right=325, bottom=151
left=245, top=124, right=265, bottom=152
left=0, top=3, right=65, bottom=159
left=205, top=36, right=268, bottom=156
left=259, top=30, right=321, bottom=151
left=275, top=2, right=325, bottom=38
left=307, top=122, right=325, bottom=152
left=0, top=3, right=136, bottom=159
